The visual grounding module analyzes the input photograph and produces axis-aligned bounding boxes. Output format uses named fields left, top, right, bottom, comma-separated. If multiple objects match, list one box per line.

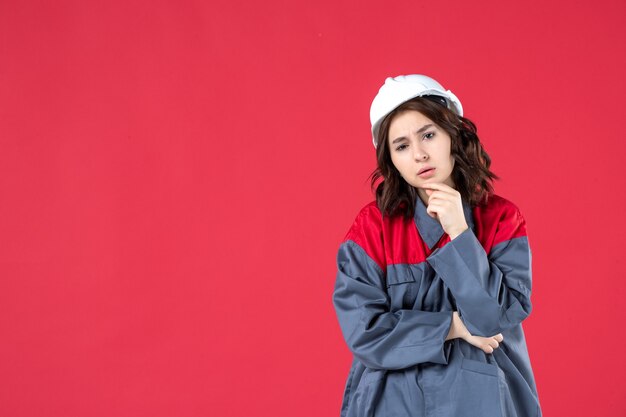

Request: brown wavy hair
left=367, top=97, right=499, bottom=220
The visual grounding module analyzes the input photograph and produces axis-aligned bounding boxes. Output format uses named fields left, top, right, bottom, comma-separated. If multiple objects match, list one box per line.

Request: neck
left=417, top=188, right=429, bottom=206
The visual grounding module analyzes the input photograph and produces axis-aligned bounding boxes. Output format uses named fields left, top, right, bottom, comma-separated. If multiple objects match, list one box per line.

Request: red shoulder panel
left=473, top=194, right=527, bottom=252
left=343, top=195, right=529, bottom=269
left=382, top=212, right=427, bottom=265
left=343, top=201, right=387, bottom=273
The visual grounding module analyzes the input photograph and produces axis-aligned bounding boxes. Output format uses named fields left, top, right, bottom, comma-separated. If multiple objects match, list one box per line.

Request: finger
left=426, top=203, right=443, bottom=219
left=426, top=192, right=451, bottom=203
left=426, top=209, right=438, bottom=219
left=419, top=182, right=459, bottom=195
left=426, top=191, right=457, bottom=205
left=426, top=199, right=453, bottom=214
left=418, top=182, right=446, bottom=190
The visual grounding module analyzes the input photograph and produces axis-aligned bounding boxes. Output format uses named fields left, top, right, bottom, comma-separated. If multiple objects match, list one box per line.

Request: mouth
left=418, top=167, right=434, bottom=175
left=417, top=167, right=436, bottom=178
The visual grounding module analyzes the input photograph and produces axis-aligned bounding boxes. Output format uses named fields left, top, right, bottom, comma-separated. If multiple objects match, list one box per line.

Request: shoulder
left=347, top=200, right=382, bottom=228
left=342, top=200, right=383, bottom=243
left=340, top=200, right=386, bottom=272
left=482, top=193, right=528, bottom=245
left=484, top=194, right=521, bottom=217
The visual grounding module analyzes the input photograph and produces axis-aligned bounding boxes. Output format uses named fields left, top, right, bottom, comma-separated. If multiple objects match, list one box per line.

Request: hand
left=464, top=333, right=504, bottom=354
left=446, top=311, right=504, bottom=354
left=419, top=182, right=468, bottom=239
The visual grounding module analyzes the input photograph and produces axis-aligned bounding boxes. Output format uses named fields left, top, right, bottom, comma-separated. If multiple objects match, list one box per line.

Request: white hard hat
left=370, top=74, right=463, bottom=148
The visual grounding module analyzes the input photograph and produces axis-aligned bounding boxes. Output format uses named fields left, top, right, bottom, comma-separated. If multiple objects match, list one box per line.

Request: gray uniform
left=332, top=194, right=542, bottom=417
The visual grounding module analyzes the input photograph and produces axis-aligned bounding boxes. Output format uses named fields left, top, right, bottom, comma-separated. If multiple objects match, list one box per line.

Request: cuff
left=427, top=227, right=490, bottom=290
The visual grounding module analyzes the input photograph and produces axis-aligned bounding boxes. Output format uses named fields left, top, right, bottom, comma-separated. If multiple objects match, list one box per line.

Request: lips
left=418, top=166, right=434, bottom=174
left=418, top=168, right=436, bottom=178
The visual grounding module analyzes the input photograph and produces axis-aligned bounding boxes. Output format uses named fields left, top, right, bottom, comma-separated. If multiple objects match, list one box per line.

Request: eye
left=423, top=132, right=435, bottom=140
left=395, top=144, right=408, bottom=151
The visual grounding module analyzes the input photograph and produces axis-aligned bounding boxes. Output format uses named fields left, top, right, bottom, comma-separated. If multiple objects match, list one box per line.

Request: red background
left=1, top=1, right=625, bottom=416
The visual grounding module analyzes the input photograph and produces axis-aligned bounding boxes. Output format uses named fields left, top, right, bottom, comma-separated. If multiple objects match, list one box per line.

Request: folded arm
left=426, top=208, right=533, bottom=337
left=333, top=240, right=454, bottom=370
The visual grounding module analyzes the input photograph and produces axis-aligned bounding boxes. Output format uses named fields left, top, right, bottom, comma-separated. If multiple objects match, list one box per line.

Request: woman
left=332, top=74, right=542, bottom=417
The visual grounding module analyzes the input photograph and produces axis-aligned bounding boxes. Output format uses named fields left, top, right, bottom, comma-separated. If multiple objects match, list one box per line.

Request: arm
left=333, top=239, right=454, bottom=370
left=426, top=207, right=533, bottom=337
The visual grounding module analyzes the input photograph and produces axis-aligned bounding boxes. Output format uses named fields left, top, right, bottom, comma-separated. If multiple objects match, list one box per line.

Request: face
left=387, top=110, right=456, bottom=205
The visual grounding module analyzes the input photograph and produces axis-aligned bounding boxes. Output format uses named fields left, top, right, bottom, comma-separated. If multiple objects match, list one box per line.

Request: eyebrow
left=391, top=124, right=434, bottom=144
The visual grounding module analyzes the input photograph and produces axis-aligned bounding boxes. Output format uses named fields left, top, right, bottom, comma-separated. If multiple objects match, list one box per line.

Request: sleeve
left=332, top=207, right=454, bottom=371
left=425, top=205, right=533, bottom=337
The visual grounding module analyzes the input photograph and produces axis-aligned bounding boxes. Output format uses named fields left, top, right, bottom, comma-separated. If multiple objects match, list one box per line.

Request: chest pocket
left=386, top=263, right=421, bottom=309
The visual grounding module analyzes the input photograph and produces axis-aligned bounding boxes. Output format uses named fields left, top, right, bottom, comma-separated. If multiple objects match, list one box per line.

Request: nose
left=413, top=143, right=428, bottom=161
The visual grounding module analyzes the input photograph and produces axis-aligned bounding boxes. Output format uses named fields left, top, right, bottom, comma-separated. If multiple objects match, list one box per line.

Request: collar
left=413, top=193, right=475, bottom=251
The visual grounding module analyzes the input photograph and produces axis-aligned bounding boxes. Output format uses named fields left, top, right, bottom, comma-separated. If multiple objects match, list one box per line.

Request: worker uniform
left=332, top=193, right=542, bottom=417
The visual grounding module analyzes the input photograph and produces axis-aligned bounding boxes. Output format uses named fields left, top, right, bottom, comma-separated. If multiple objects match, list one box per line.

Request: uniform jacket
left=332, top=193, right=542, bottom=417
